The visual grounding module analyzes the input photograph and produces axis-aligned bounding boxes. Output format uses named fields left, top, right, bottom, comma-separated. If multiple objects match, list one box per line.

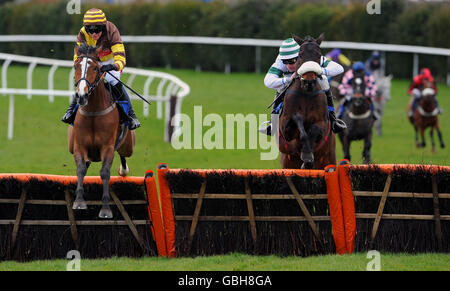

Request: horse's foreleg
left=73, top=154, right=87, bottom=210
left=414, top=125, right=419, bottom=147
left=436, top=126, right=445, bottom=148
left=363, top=132, right=372, bottom=164
left=341, top=134, right=351, bottom=161
left=118, top=156, right=129, bottom=177
left=430, top=127, right=436, bottom=153
left=419, top=127, right=426, bottom=148
left=99, top=147, right=114, bottom=219
left=292, top=113, right=314, bottom=168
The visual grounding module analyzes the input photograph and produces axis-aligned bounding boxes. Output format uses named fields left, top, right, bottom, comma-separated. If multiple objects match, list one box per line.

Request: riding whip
left=105, top=71, right=151, bottom=105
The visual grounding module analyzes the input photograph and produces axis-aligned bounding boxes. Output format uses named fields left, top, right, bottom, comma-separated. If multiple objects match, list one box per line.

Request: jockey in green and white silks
left=259, top=38, right=346, bottom=136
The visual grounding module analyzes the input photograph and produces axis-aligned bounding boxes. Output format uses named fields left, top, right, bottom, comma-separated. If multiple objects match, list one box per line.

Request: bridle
left=74, top=54, right=105, bottom=97
left=295, top=41, right=322, bottom=92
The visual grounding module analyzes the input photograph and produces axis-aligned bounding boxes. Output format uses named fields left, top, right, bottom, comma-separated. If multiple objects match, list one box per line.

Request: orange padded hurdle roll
left=337, top=159, right=356, bottom=254
left=156, top=163, right=177, bottom=258
left=0, top=173, right=144, bottom=185
left=324, top=164, right=347, bottom=255
left=144, top=170, right=167, bottom=257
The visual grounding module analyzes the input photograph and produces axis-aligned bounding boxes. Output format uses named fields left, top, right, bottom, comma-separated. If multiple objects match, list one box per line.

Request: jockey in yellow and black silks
left=62, top=8, right=140, bottom=130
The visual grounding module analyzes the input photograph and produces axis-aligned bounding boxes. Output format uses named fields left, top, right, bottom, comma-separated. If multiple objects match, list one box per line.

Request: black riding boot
left=113, top=83, right=141, bottom=130
left=325, top=90, right=347, bottom=133
left=61, top=96, right=78, bottom=124
left=259, top=91, right=284, bottom=136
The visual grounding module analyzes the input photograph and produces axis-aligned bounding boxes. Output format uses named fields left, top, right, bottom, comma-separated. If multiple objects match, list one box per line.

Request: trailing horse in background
left=68, top=43, right=136, bottom=218
left=338, top=72, right=375, bottom=164
left=330, top=65, right=351, bottom=103
left=373, top=74, right=392, bottom=136
left=278, top=33, right=336, bottom=169
left=408, top=87, right=445, bottom=152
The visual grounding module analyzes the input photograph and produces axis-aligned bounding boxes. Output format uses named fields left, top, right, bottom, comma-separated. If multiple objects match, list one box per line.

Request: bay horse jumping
left=278, top=33, right=336, bottom=169
left=68, top=43, right=136, bottom=218
left=338, top=72, right=375, bottom=164
left=408, top=85, right=445, bottom=152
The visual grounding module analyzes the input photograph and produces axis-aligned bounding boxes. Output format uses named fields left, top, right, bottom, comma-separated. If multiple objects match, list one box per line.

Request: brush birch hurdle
left=155, top=162, right=450, bottom=257
left=155, top=162, right=356, bottom=257
left=0, top=173, right=163, bottom=261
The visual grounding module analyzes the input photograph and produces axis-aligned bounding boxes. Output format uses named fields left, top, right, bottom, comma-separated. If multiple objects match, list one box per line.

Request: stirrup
left=62, top=109, right=76, bottom=124
left=332, top=119, right=347, bottom=134
left=258, top=121, right=272, bottom=136
left=128, top=116, right=141, bottom=130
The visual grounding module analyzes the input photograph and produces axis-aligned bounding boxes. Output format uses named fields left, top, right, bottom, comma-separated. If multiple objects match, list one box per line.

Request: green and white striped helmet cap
left=279, top=38, right=300, bottom=60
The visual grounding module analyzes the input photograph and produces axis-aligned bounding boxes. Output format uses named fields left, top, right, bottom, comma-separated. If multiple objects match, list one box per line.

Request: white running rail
left=0, top=52, right=190, bottom=141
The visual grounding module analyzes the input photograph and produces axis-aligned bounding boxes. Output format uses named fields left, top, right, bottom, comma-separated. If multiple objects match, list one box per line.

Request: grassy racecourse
left=0, top=66, right=449, bottom=271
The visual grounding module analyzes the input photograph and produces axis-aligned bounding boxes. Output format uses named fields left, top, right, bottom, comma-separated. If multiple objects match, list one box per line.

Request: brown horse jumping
left=278, top=34, right=336, bottom=169
left=408, top=85, right=445, bottom=152
left=68, top=43, right=136, bottom=218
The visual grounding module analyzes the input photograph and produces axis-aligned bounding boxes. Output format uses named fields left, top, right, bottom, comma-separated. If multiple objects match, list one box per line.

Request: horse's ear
left=316, top=33, right=325, bottom=45
left=292, top=34, right=304, bottom=46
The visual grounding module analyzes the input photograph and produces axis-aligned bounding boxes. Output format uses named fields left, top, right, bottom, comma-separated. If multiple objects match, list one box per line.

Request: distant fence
left=1, top=35, right=449, bottom=84
left=0, top=52, right=190, bottom=141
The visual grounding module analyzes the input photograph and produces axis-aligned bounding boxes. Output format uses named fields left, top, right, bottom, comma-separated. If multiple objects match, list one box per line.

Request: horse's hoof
left=72, top=200, right=87, bottom=210
left=301, top=160, right=314, bottom=169
left=441, top=143, right=446, bottom=148
left=99, top=208, right=113, bottom=219
left=118, top=164, right=130, bottom=177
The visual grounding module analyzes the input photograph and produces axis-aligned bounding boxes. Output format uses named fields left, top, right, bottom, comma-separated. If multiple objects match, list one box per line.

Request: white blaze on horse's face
left=77, top=56, right=89, bottom=98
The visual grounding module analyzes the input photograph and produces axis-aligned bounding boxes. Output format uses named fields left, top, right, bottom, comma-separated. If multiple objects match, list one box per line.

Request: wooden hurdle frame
left=155, top=162, right=450, bottom=257
left=1, top=163, right=448, bottom=259
left=0, top=173, right=162, bottom=258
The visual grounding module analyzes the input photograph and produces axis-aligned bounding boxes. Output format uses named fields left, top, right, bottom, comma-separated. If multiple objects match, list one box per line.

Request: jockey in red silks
left=337, top=61, right=378, bottom=119
left=407, top=68, right=442, bottom=117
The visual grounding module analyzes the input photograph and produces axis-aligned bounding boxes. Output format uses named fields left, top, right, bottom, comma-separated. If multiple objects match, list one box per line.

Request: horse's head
left=421, top=87, right=436, bottom=105
left=375, top=74, right=393, bottom=101
left=292, top=33, right=324, bottom=92
left=351, top=73, right=367, bottom=106
left=74, top=44, right=103, bottom=106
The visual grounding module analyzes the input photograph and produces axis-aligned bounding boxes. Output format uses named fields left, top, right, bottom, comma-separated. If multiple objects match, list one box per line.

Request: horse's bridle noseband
left=74, top=55, right=104, bottom=97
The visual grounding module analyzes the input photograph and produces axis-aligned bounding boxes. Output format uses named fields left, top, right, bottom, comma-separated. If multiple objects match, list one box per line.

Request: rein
left=75, top=54, right=115, bottom=116
left=74, top=55, right=105, bottom=97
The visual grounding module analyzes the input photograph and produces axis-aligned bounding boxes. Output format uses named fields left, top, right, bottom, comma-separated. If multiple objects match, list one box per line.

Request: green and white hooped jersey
left=264, top=55, right=343, bottom=92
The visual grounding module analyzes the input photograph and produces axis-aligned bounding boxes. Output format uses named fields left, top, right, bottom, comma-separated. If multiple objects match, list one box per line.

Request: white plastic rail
left=0, top=52, right=190, bottom=141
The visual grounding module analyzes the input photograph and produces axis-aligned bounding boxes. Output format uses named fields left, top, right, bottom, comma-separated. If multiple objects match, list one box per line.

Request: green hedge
left=0, top=0, right=448, bottom=80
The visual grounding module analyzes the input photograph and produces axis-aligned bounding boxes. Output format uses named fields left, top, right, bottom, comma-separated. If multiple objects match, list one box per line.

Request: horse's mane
left=78, top=43, right=97, bottom=56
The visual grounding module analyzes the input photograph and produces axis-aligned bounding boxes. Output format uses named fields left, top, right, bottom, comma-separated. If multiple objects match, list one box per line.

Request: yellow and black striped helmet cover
left=83, top=8, right=107, bottom=26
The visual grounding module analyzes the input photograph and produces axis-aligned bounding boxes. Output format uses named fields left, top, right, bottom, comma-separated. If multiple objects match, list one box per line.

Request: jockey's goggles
left=85, top=25, right=104, bottom=34
left=282, top=58, right=297, bottom=65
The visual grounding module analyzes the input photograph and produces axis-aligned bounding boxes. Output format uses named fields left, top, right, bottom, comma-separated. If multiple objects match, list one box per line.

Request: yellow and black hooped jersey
left=73, top=21, right=126, bottom=71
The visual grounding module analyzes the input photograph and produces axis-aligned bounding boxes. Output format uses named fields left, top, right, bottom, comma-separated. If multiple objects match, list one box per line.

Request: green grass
left=1, top=253, right=449, bottom=271
left=0, top=66, right=449, bottom=271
